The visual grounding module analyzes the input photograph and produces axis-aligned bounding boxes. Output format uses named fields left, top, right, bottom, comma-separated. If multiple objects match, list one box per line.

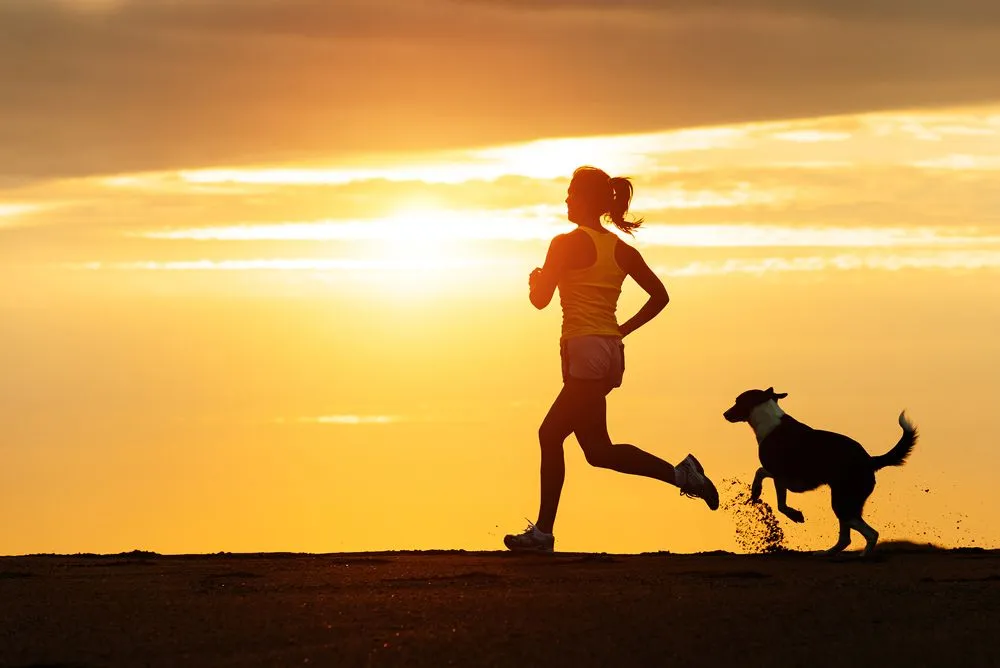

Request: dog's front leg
left=774, top=484, right=805, bottom=523
left=751, top=467, right=770, bottom=502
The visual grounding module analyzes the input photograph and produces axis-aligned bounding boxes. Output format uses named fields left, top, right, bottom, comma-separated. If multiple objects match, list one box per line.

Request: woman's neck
left=575, top=218, right=604, bottom=232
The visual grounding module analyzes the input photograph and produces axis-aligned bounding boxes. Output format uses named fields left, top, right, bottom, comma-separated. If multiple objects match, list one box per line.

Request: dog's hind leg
left=822, top=520, right=851, bottom=555
left=848, top=517, right=879, bottom=557
left=831, top=474, right=877, bottom=556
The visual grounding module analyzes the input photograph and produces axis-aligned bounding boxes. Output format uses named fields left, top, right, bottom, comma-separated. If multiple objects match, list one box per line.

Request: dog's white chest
left=749, top=400, right=786, bottom=443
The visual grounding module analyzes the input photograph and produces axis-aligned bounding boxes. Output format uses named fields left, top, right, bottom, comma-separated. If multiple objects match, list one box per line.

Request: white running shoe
left=503, top=521, right=555, bottom=553
left=676, top=454, right=720, bottom=510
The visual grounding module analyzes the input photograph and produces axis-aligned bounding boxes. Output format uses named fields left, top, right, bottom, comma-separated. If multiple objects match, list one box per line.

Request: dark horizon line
left=2, top=541, right=985, bottom=560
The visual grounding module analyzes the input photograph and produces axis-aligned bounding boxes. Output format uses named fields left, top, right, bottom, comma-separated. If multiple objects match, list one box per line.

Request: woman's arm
left=617, top=244, right=669, bottom=337
left=528, top=235, right=569, bottom=309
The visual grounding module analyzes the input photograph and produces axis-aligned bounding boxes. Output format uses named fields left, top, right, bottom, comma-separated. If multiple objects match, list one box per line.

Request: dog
left=723, top=387, right=917, bottom=556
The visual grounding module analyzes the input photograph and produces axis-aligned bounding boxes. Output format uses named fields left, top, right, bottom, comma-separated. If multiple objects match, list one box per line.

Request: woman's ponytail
left=608, top=176, right=643, bottom=235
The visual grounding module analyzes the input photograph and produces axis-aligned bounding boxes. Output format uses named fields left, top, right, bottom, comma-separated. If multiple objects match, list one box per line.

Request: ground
left=1, top=547, right=998, bottom=667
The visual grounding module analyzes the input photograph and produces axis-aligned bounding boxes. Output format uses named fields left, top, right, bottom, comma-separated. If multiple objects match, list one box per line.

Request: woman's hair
left=571, top=166, right=644, bottom=235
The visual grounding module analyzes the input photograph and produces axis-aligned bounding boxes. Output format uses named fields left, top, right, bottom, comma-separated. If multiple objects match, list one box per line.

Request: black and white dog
left=724, top=388, right=917, bottom=556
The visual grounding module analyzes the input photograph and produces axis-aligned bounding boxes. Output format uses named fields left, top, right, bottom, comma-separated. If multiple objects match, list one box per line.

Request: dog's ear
left=767, top=387, right=788, bottom=399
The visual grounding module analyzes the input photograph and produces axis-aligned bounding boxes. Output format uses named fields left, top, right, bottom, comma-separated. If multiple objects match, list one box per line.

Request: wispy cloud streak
left=72, top=249, right=1000, bottom=276
left=660, top=251, right=1000, bottom=276
left=139, top=221, right=1000, bottom=248
left=288, top=415, right=400, bottom=425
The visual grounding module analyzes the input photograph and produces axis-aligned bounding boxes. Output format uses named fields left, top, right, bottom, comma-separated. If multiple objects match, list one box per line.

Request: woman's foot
left=503, top=522, right=555, bottom=552
left=676, top=454, right=720, bottom=510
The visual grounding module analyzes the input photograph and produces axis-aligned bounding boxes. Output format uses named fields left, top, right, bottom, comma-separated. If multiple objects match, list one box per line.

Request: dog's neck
left=748, top=400, right=786, bottom=443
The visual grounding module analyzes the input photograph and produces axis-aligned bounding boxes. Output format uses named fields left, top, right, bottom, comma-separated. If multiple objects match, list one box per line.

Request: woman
left=504, top=166, right=719, bottom=553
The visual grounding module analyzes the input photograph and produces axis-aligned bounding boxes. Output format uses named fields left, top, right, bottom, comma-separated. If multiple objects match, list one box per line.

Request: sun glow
left=370, top=207, right=467, bottom=274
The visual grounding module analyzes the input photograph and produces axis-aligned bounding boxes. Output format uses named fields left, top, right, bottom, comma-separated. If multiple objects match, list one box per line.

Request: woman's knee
left=581, top=441, right=614, bottom=468
left=538, top=423, right=565, bottom=452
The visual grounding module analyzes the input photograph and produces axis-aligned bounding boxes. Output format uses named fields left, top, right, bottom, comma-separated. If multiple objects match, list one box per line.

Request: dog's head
left=723, top=387, right=788, bottom=423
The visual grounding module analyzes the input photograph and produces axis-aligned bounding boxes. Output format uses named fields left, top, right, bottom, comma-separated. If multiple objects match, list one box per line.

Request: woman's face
left=565, top=184, right=580, bottom=223
left=565, top=180, right=598, bottom=223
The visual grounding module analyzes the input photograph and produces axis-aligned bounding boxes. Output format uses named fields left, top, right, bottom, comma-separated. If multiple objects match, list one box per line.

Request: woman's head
left=565, top=166, right=643, bottom=235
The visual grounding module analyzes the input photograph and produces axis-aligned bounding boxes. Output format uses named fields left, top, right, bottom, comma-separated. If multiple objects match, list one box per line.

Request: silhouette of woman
left=504, top=166, right=719, bottom=552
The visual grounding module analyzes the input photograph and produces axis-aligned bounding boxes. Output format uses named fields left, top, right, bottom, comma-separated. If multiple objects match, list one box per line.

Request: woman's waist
left=559, top=292, right=618, bottom=318
left=560, top=332, right=623, bottom=345
left=560, top=320, right=622, bottom=340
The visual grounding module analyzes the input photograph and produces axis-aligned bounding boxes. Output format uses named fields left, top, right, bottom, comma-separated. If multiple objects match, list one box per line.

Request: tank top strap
left=576, top=226, right=618, bottom=258
left=581, top=226, right=621, bottom=272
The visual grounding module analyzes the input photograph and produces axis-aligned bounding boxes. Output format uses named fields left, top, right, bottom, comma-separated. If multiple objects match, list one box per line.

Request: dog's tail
left=871, top=412, right=918, bottom=471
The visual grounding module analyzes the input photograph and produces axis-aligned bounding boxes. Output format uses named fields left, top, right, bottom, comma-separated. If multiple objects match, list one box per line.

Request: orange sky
left=2, top=1, right=1000, bottom=555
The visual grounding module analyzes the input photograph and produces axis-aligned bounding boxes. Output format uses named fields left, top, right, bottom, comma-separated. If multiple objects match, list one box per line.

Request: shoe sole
left=504, top=544, right=554, bottom=553
left=503, top=537, right=554, bottom=553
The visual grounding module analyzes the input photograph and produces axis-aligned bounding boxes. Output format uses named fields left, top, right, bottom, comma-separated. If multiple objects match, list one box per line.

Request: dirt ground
left=1, top=547, right=998, bottom=667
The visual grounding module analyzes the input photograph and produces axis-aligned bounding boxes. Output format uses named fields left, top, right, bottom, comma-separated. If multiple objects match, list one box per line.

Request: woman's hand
left=528, top=236, right=568, bottom=309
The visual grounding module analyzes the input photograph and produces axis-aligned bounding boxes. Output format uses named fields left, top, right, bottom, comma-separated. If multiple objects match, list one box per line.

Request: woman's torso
left=557, top=226, right=627, bottom=341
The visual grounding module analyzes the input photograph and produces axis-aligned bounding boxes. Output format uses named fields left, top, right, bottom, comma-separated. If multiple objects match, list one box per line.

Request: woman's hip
left=560, top=335, right=625, bottom=390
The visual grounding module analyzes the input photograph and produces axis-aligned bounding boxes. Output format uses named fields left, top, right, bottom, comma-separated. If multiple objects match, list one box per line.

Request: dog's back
left=759, top=415, right=873, bottom=492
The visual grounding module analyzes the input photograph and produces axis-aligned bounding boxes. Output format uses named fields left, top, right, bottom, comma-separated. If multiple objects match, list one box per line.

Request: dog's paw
left=783, top=508, right=805, bottom=523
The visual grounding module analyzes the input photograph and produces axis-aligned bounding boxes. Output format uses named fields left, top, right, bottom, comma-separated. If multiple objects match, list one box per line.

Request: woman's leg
left=534, top=384, right=578, bottom=534
left=568, top=380, right=678, bottom=484
left=532, top=378, right=717, bottom=539
left=569, top=380, right=719, bottom=509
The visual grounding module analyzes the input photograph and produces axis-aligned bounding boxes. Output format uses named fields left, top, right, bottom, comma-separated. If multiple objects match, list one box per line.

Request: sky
left=1, top=0, right=999, bottom=555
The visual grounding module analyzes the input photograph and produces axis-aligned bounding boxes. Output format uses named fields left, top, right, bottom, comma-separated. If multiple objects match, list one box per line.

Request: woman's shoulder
left=551, top=228, right=593, bottom=252
left=613, top=237, right=640, bottom=270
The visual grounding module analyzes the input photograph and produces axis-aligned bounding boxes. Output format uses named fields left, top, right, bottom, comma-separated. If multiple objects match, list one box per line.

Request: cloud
left=2, top=0, right=1000, bottom=180
left=70, top=248, right=1000, bottom=277
left=459, top=0, right=1000, bottom=27
left=6, top=106, right=1000, bottom=280
left=283, top=415, right=400, bottom=425
left=914, top=154, right=1000, bottom=170
left=0, top=202, right=44, bottom=224
left=75, top=257, right=499, bottom=272
left=137, top=221, right=1000, bottom=249
left=657, top=250, right=1000, bottom=276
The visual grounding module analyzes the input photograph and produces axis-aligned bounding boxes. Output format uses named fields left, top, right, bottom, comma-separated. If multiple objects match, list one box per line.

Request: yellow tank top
left=558, top=226, right=627, bottom=341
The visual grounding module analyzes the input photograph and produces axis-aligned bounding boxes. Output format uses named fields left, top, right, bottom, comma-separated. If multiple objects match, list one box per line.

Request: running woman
left=504, top=166, right=719, bottom=552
